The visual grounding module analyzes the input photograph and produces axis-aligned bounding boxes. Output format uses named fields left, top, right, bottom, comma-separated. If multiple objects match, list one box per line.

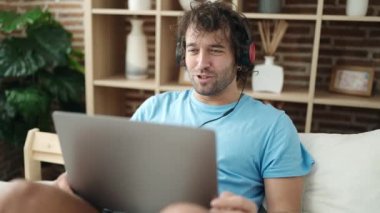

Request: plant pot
left=252, top=56, right=284, bottom=93
left=126, top=19, right=149, bottom=80
left=346, top=0, right=368, bottom=16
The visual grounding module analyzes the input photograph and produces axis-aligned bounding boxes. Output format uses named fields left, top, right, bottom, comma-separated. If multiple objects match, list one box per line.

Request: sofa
left=299, top=129, right=380, bottom=212
left=1, top=129, right=380, bottom=212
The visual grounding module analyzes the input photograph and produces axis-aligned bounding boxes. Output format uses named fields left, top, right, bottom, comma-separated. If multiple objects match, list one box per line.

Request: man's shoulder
left=241, top=95, right=285, bottom=118
left=132, top=90, right=192, bottom=121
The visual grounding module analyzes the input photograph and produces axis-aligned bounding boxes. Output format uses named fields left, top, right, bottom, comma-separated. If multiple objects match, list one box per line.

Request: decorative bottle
left=346, top=0, right=369, bottom=16
left=179, top=0, right=216, bottom=11
left=252, top=56, right=284, bottom=93
left=126, top=19, right=148, bottom=80
left=128, top=0, right=151, bottom=10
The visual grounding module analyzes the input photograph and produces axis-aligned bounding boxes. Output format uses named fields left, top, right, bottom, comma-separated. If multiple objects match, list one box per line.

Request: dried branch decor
left=258, top=20, right=288, bottom=56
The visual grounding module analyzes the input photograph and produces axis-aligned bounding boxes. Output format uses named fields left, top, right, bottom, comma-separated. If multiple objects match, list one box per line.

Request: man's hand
left=210, top=192, right=258, bottom=213
left=53, top=172, right=75, bottom=196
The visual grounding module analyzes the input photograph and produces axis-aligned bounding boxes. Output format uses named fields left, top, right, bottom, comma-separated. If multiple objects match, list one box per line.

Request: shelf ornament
left=346, top=0, right=368, bottom=16
left=126, top=18, right=149, bottom=80
left=252, top=20, right=288, bottom=94
left=179, top=0, right=217, bottom=11
left=258, top=0, right=282, bottom=13
left=128, top=0, right=151, bottom=10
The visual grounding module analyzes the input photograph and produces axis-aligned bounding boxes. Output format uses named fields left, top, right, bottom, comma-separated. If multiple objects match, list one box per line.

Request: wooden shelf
left=92, top=8, right=157, bottom=15
left=244, top=13, right=317, bottom=21
left=245, top=87, right=309, bottom=103
left=93, top=75, right=156, bottom=90
left=322, top=15, right=380, bottom=22
left=314, top=91, right=380, bottom=110
left=160, top=11, right=183, bottom=16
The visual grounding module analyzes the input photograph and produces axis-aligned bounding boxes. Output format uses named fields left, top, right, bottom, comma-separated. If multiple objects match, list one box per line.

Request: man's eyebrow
left=186, top=43, right=197, bottom=48
left=210, top=44, right=225, bottom=49
left=185, top=43, right=226, bottom=48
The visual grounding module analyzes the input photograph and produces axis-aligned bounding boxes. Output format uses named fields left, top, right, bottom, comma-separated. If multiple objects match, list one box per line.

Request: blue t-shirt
left=131, top=90, right=314, bottom=206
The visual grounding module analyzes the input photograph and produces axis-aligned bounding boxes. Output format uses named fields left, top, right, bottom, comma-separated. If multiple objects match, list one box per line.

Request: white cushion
left=299, top=130, right=380, bottom=213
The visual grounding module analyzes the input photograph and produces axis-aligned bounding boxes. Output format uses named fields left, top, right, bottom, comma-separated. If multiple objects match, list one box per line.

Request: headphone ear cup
left=249, top=42, right=255, bottom=64
left=238, top=41, right=255, bottom=67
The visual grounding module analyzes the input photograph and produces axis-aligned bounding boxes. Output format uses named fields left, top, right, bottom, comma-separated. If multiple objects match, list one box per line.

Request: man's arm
left=264, top=176, right=304, bottom=213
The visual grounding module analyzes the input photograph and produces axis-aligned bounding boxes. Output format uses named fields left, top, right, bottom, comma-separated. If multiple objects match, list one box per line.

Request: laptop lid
left=52, top=111, right=217, bottom=212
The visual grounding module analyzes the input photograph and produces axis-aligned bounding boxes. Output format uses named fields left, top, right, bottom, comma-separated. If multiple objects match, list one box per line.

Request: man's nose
left=195, top=50, right=211, bottom=70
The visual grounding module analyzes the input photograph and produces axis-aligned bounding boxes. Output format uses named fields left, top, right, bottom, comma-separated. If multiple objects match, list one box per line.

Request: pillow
left=299, top=129, right=380, bottom=213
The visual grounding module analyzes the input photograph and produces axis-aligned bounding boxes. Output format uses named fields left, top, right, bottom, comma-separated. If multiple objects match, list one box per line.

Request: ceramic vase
left=252, top=56, right=283, bottom=93
left=346, top=0, right=368, bottom=16
left=126, top=19, right=148, bottom=80
left=128, top=0, right=151, bottom=10
left=259, top=0, right=282, bottom=13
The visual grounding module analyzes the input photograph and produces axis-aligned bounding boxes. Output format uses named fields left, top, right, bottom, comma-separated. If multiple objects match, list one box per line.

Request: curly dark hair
left=176, top=1, right=254, bottom=82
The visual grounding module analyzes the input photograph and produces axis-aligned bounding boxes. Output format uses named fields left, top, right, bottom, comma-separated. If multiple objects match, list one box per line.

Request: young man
left=0, top=1, right=313, bottom=212
left=131, top=1, right=313, bottom=212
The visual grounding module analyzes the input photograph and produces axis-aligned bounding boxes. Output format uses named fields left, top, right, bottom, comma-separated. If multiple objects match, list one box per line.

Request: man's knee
left=0, top=180, right=97, bottom=213
left=0, top=180, right=40, bottom=212
left=160, top=202, right=209, bottom=213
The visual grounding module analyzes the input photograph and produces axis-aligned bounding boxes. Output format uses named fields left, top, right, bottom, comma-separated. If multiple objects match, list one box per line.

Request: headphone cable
left=198, top=75, right=248, bottom=128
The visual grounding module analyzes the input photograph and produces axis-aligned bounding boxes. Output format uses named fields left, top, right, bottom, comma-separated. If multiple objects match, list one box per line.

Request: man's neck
left=193, top=82, right=241, bottom=106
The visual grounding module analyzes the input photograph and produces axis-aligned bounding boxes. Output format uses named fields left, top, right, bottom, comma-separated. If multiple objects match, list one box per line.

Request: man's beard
left=188, top=69, right=236, bottom=96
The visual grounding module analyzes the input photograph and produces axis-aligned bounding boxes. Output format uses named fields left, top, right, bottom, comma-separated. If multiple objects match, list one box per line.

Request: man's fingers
left=211, top=193, right=257, bottom=213
left=211, top=196, right=252, bottom=209
left=210, top=208, right=245, bottom=213
left=53, top=172, right=75, bottom=195
left=220, top=191, right=234, bottom=198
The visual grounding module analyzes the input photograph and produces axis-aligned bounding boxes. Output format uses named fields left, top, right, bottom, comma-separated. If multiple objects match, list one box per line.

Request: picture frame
left=329, top=66, right=374, bottom=96
left=178, top=66, right=192, bottom=85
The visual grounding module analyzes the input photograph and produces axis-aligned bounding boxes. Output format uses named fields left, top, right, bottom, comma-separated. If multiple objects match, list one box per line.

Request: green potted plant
left=0, top=8, right=85, bottom=145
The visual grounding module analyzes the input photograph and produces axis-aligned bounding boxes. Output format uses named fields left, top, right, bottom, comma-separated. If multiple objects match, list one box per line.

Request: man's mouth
left=197, top=75, right=211, bottom=79
left=194, top=74, right=214, bottom=84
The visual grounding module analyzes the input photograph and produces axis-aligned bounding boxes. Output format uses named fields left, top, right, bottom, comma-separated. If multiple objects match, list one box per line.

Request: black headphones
left=237, top=32, right=256, bottom=70
left=175, top=23, right=256, bottom=71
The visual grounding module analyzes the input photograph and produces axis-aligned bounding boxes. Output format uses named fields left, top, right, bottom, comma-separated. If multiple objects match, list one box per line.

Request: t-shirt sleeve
left=261, top=113, right=314, bottom=178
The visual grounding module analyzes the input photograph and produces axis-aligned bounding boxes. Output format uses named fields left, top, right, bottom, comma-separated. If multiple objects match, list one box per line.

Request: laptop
left=52, top=111, right=217, bottom=212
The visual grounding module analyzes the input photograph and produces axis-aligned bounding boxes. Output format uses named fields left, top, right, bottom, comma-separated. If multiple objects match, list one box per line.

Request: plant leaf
left=39, top=68, right=84, bottom=103
left=5, top=87, right=50, bottom=121
left=28, top=23, right=72, bottom=67
left=0, top=8, right=47, bottom=33
left=68, top=49, right=85, bottom=73
left=0, top=37, right=46, bottom=77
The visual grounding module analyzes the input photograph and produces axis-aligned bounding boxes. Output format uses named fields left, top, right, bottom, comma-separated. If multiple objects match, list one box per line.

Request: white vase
left=128, top=0, right=151, bottom=10
left=179, top=0, right=216, bottom=11
left=126, top=19, right=148, bottom=80
left=252, top=56, right=284, bottom=93
left=346, top=0, right=368, bottom=16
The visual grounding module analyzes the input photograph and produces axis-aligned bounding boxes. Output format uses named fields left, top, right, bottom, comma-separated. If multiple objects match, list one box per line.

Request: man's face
left=185, top=26, right=236, bottom=97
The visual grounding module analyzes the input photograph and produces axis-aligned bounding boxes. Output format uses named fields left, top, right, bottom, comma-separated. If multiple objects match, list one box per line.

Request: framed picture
left=329, top=66, right=374, bottom=96
left=178, top=66, right=192, bottom=85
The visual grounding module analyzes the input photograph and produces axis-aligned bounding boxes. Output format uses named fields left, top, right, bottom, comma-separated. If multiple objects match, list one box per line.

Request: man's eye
left=211, top=49, right=223, bottom=54
left=187, top=49, right=198, bottom=54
